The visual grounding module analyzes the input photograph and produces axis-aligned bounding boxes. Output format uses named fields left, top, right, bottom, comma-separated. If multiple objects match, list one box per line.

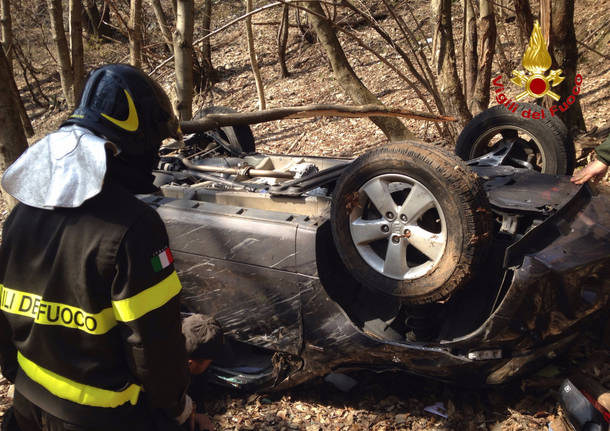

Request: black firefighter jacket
left=0, top=178, right=190, bottom=427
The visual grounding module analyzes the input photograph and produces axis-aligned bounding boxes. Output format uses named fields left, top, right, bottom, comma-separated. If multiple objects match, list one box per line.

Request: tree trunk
left=0, top=48, right=28, bottom=209
left=199, top=0, right=215, bottom=81
left=470, top=0, right=496, bottom=115
left=245, top=0, right=266, bottom=110
left=82, top=0, right=115, bottom=40
left=150, top=0, right=173, bottom=53
left=8, top=57, right=34, bottom=138
left=277, top=4, right=290, bottom=78
left=540, top=0, right=551, bottom=46
left=304, top=0, right=414, bottom=141
left=174, top=0, right=194, bottom=120
left=47, top=0, right=75, bottom=109
left=463, top=0, right=477, bottom=105
left=550, top=0, right=585, bottom=132
left=513, top=0, right=534, bottom=46
left=1, top=0, right=12, bottom=72
left=431, top=0, right=472, bottom=137
left=70, top=0, right=85, bottom=102
left=129, top=0, right=142, bottom=67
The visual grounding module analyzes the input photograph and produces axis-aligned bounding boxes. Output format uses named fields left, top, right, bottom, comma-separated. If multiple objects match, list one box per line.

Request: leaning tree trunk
left=431, top=0, right=472, bottom=137
left=470, top=0, right=496, bottom=115
left=304, top=0, right=414, bottom=141
left=550, top=0, right=585, bottom=132
left=70, top=0, right=85, bottom=102
left=150, top=0, right=173, bottom=53
left=47, top=0, right=75, bottom=109
left=82, top=0, right=116, bottom=40
left=245, top=0, right=266, bottom=110
left=1, top=0, right=12, bottom=72
left=129, top=0, right=142, bottom=67
left=174, top=0, right=194, bottom=120
left=463, top=0, right=477, bottom=105
left=0, top=48, right=28, bottom=209
left=513, top=0, right=534, bottom=46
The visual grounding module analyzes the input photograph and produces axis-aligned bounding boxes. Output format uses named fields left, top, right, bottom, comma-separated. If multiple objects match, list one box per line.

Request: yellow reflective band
left=0, top=285, right=116, bottom=335
left=101, top=89, right=139, bottom=132
left=17, top=352, right=140, bottom=408
left=112, top=271, right=182, bottom=322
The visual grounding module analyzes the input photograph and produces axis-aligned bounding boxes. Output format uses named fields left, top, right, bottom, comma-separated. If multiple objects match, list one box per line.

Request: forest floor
left=1, top=0, right=610, bottom=429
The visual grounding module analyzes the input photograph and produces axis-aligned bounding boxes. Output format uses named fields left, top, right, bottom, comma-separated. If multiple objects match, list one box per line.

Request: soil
left=1, top=0, right=609, bottom=429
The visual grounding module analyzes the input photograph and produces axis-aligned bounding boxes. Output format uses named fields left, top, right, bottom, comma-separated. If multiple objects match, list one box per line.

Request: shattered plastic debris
left=424, top=402, right=448, bottom=418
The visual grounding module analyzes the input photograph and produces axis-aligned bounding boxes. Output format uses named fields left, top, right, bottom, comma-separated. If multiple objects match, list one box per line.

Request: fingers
left=571, top=160, right=609, bottom=184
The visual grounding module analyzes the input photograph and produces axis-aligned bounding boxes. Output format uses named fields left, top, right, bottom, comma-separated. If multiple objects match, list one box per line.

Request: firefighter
left=0, top=64, right=192, bottom=430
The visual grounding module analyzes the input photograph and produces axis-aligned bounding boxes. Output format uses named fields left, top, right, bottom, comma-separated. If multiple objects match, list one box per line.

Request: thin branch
left=577, top=39, right=610, bottom=61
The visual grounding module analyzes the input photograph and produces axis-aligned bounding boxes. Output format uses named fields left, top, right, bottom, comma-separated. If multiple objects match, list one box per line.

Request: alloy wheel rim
left=349, top=174, right=447, bottom=281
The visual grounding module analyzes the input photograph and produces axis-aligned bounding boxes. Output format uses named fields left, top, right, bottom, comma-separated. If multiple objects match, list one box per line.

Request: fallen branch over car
left=180, top=104, right=456, bottom=134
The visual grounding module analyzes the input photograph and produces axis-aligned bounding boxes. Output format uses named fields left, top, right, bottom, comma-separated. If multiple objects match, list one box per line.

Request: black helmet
left=64, top=64, right=181, bottom=157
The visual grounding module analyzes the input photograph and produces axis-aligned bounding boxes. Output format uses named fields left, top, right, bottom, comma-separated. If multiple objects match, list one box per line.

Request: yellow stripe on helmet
left=101, top=89, right=139, bottom=132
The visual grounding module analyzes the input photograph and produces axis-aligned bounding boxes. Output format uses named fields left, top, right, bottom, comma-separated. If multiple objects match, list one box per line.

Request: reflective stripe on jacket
left=0, top=180, right=189, bottom=426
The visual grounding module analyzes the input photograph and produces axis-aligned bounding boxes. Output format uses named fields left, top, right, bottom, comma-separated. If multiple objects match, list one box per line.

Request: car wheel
left=455, top=103, right=574, bottom=174
left=331, top=143, right=493, bottom=304
left=191, top=106, right=256, bottom=154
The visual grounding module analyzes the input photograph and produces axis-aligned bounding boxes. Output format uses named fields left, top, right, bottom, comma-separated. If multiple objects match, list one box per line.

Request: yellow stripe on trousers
left=17, top=351, right=141, bottom=408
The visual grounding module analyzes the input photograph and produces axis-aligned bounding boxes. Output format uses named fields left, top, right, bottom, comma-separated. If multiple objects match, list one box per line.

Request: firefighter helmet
left=64, top=64, right=181, bottom=157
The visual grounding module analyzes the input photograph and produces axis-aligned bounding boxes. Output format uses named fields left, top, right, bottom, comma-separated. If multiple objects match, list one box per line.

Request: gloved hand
left=174, top=394, right=194, bottom=425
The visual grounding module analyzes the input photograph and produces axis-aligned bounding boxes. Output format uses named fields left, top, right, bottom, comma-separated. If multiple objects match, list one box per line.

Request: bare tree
left=550, top=0, right=585, bottom=132
left=82, top=0, right=116, bottom=40
left=277, top=4, right=290, bottom=77
left=0, top=48, right=28, bottom=209
left=303, top=0, right=414, bottom=141
left=129, top=0, right=142, bottom=67
left=47, top=0, right=75, bottom=108
left=1, top=0, right=12, bottom=70
left=245, top=0, right=266, bottom=110
left=514, top=0, right=534, bottom=46
left=431, top=0, right=472, bottom=135
left=150, top=0, right=173, bottom=53
left=462, top=0, right=477, bottom=104
left=70, top=0, right=85, bottom=101
left=200, top=0, right=215, bottom=80
left=470, top=0, right=496, bottom=115
left=174, top=0, right=194, bottom=120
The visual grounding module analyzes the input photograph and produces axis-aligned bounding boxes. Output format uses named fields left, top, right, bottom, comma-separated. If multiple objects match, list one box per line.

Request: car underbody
left=144, top=145, right=610, bottom=390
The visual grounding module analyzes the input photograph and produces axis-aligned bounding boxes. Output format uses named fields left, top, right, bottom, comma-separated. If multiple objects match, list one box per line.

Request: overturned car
left=143, top=104, right=610, bottom=390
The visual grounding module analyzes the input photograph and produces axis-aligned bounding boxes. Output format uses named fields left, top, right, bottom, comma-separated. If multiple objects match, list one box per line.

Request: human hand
left=570, top=160, right=609, bottom=184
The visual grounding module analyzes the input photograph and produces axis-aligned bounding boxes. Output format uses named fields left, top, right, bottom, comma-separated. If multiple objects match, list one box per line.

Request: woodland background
left=0, top=0, right=609, bottom=429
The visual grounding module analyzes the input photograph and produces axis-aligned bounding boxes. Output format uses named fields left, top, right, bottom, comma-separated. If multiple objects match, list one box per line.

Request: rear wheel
left=331, top=143, right=493, bottom=304
left=456, top=103, right=574, bottom=174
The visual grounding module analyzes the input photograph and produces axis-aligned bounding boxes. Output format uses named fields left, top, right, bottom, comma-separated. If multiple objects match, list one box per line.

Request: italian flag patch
left=151, top=247, right=174, bottom=272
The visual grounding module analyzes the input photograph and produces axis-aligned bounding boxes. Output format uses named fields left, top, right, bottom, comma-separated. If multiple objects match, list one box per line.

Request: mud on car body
left=140, top=105, right=610, bottom=390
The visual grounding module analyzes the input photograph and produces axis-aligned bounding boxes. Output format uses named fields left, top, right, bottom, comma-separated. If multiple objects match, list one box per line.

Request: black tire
left=193, top=106, right=256, bottom=154
left=331, top=143, right=493, bottom=304
left=456, top=103, right=573, bottom=174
